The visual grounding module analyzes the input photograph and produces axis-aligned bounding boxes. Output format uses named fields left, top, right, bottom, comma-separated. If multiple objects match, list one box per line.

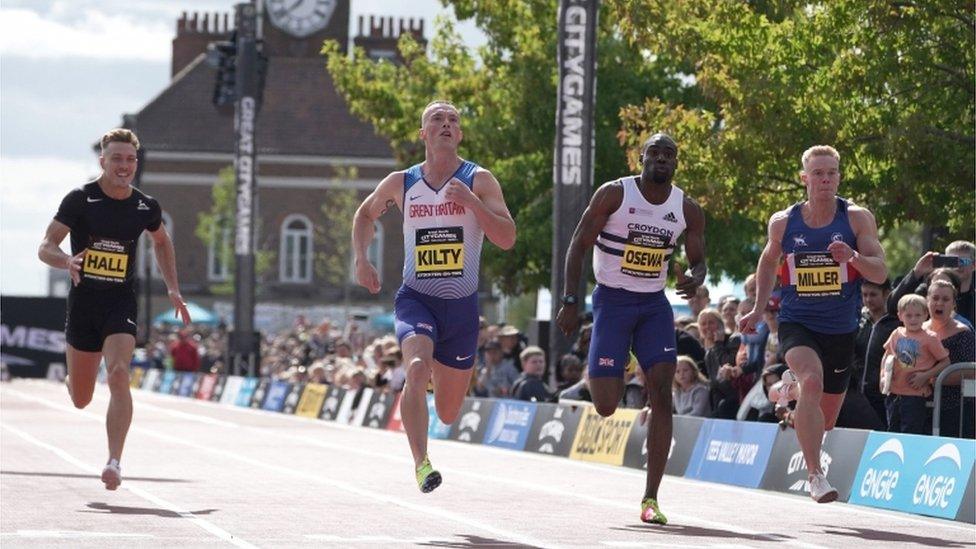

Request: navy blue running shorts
left=394, top=285, right=479, bottom=369
left=587, top=284, right=677, bottom=379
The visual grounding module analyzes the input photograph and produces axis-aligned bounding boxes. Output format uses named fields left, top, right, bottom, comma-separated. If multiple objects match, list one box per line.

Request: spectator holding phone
left=888, top=246, right=974, bottom=329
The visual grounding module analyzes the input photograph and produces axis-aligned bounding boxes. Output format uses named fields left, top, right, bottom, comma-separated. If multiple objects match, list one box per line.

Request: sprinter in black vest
left=38, top=128, right=190, bottom=490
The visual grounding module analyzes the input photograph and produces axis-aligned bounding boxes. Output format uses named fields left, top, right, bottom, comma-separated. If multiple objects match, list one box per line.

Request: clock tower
left=262, top=0, right=349, bottom=57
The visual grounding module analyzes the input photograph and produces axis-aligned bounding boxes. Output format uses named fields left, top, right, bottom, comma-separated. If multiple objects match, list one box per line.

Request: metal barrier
left=932, top=362, right=976, bottom=437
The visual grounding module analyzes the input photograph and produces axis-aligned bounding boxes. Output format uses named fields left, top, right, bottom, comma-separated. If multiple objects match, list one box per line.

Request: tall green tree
left=611, top=0, right=974, bottom=267
left=195, top=166, right=275, bottom=294
left=322, top=1, right=705, bottom=293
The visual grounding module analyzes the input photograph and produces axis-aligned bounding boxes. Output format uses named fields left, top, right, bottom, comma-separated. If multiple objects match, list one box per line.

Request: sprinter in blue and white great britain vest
left=351, top=101, right=516, bottom=494
left=739, top=145, right=888, bottom=505
left=556, top=133, right=708, bottom=525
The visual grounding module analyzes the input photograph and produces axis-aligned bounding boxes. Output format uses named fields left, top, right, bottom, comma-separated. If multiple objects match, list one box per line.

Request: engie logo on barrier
left=569, top=408, right=638, bottom=466
left=484, top=401, right=537, bottom=450
left=685, top=419, right=778, bottom=488
left=849, top=433, right=976, bottom=519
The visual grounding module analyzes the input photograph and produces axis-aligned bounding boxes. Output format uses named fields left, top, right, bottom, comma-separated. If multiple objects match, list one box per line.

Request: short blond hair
left=519, top=345, right=545, bottom=362
left=946, top=240, right=975, bottom=259
left=100, top=128, right=140, bottom=152
left=673, top=355, right=707, bottom=389
left=421, top=100, right=459, bottom=126
left=897, top=293, right=927, bottom=314
left=801, top=145, right=839, bottom=170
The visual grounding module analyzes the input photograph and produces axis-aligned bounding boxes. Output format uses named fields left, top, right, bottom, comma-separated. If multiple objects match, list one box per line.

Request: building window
left=207, top=218, right=232, bottom=281
left=280, top=214, right=312, bottom=283
left=350, top=222, right=383, bottom=283
left=138, top=211, right=173, bottom=278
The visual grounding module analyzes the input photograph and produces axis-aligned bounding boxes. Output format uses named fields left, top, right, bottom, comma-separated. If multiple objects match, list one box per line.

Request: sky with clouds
left=0, top=0, right=475, bottom=297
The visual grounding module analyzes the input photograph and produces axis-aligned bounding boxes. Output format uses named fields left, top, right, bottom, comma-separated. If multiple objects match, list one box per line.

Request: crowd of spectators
left=134, top=240, right=974, bottom=439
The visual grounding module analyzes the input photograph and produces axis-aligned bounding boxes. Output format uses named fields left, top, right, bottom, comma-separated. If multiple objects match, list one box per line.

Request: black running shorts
left=778, top=321, right=856, bottom=395
left=65, top=290, right=138, bottom=352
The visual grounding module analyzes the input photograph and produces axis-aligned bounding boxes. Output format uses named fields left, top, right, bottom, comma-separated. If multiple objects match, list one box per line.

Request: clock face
left=267, top=0, right=337, bottom=38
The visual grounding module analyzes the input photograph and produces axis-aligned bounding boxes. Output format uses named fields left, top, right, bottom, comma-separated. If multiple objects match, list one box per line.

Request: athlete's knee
left=106, top=366, right=130, bottom=391
left=796, top=371, right=824, bottom=398
left=404, top=357, right=432, bottom=387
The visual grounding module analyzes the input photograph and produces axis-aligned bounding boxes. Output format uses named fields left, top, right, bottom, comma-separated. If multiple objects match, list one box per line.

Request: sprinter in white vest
left=557, top=133, right=706, bottom=525
left=352, top=100, right=516, bottom=493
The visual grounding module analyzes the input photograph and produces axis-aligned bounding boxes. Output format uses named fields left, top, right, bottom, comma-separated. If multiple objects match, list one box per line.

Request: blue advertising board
left=685, top=419, right=778, bottom=488
left=235, top=377, right=259, bottom=407
left=262, top=380, right=293, bottom=412
left=177, top=373, right=197, bottom=397
left=158, top=371, right=177, bottom=394
left=426, top=394, right=453, bottom=439
left=848, top=432, right=976, bottom=520
left=483, top=401, right=537, bottom=451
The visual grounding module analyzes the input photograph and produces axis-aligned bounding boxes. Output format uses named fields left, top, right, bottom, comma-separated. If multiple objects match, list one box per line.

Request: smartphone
left=932, top=254, right=961, bottom=268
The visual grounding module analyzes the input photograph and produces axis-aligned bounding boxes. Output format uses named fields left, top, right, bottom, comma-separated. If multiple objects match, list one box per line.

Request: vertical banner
left=231, top=1, right=259, bottom=376
left=549, top=0, right=599, bottom=365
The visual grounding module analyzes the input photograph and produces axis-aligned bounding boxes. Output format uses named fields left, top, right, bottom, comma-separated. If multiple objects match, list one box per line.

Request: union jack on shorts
left=598, top=357, right=615, bottom=367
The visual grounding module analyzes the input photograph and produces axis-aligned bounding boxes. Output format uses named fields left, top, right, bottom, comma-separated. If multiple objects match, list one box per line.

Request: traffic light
left=207, top=33, right=237, bottom=107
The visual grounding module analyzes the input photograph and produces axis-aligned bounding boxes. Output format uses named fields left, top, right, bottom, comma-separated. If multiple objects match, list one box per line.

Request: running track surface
left=2, top=379, right=973, bottom=549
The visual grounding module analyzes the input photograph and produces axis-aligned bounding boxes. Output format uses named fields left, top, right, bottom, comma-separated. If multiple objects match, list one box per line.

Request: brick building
left=124, top=1, right=428, bottom=319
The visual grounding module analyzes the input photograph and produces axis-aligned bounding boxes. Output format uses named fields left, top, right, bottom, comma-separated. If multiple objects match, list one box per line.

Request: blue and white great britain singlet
left=401, top=160, right=484, bottom=299
left=592, top=177, right=687, bottom=293
left=778, top=197, right=862, bottom=333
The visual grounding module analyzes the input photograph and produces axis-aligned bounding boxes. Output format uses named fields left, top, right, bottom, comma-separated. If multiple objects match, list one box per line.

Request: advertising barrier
left=450, top=398, right=495, bottom=443
left=0, top=296, right=67, bottom=377
left=196, top=373, right=220, bottom=400
left=250, top=379, right=271, bottom=408
left=848, top=432, right=976, bottom=520
left=483, top=400, right=537, bottom=451
left=129, top=367, right=146, bottom=389
left=142, top=368, right=161, bottom=392
left=320, top=387, right=345, bottom=420
left=386, top=393, right=404, bottom=432
left=623, top=413, right=705, bottom=475
left=177, top=373, right=198, bottom=397
left=281, top=381, right=305, bottom=414
left=760, top=426, right=869, bottom=501
left=362, top=391, right=396, bottom=428
left=569, top=407, right=638, bottom=466
left=158, top=371, right=177, bottom=394
left=525, top=402, right=584, bottom=457
left=262, top=380, right=293, bottom=412
left=685, top=419, right=778, bottom=488
left=234, top=377, right=259, bottom=407
left=295, top=383, right=328, bottom=419
left=956, top=467, right=975, bottom=523
left=350, top=388, right=374, bottom=426
left=220, top=376, right=245, bottom=405
left=335, top=388, right=359, bottom=424
left=209, top=375, right=228, bottom=402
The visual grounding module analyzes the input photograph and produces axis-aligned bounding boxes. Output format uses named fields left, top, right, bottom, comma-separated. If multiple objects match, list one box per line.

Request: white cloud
left=0, top=7, right=173, bottom=61
left=1, top=156, right=99, bottom=296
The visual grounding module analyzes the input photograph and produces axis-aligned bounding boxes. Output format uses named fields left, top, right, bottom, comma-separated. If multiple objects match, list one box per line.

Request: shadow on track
left=420, top=534, right=544, bottom=548
left=814, top=525, right=973, bottom=547
left=611, top=524, right=795, bottom=543
left=82, top=502, right=217, bottom=518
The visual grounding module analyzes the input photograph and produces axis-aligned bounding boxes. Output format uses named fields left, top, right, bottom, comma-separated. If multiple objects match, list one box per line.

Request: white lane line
left=1, top=530, right=154, bottom=539
left=117, top=388, right=827, bottom=548
left=0, top=422, right=258, bottom=549
left=134, top=387, right=976, bottom=533
left=3, top=387, right=562, bottom=549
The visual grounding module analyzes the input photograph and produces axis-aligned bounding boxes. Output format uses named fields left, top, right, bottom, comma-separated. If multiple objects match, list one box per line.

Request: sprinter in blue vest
left=739, top=145, right=887, bottom=503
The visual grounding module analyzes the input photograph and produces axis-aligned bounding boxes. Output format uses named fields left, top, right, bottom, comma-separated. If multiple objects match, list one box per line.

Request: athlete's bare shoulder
left=590, top=179, right=625, bottom=213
